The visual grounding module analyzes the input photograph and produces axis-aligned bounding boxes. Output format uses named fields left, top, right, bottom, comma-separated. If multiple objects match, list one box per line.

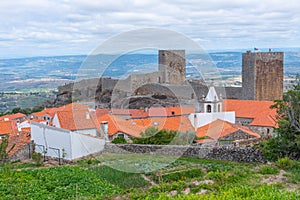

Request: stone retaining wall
left=9, top=141, right=34, bottom=161
left=104, top=143, right=265, bottom=163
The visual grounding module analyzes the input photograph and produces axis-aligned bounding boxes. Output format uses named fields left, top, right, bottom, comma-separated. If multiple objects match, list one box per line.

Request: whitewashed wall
left=189, top=112, right=235, bottom=129
left=52, top=114, right=60, bottom=128
left=76, top=128, right=97, bottom=136
left=31, top=122, right=105, bottom=160
left=70, top=132, right=105, bottom=159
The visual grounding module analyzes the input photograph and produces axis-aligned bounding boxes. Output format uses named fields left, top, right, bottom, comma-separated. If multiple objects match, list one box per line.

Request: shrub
left=276, top=157, right=293, bottom=169
left=132, top=127, right=195, bottom=145
left=112, top=137, right=127, bottom=144
left=77, top=158, right=100, bottom=167
left=31, top=152, right=43, bottom=166
left=259, top=165, right=279, bottom=175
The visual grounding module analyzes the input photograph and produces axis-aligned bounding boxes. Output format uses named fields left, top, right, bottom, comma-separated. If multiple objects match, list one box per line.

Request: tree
left=132, top=127, right=196, bottom=145
left=262, top=84, right=300, bottom=160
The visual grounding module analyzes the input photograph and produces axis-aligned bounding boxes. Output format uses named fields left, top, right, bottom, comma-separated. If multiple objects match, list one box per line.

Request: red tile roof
left=33, top=108, right=59, bottom=118
left=223, top=99, right=277, bottom=127
left=0, top=120, right=30, bottom=157
left=59, top=103, right=90, bottom=111
left=132, top=116, right=194, bottom=133
left=196, top=119, right=260, bottom=140
left=56, top=110, right=97, bottom=131
left=148, top=106, right=195, bottom=117
left=107, top=106, right=194, bottom=119
left=96, top=108, right=109, bottom=117
left=21, top=127, right=31, bottom=133
left=0, top=113, right=26, bottom=121
left=111, top=108, right=149, bottom=119
left=97, top=114, right=195, bottom=137
left=98, top=114, right=145, bottom=137
left=5, top=132, right=31, bottom=156
left=0, top=121, right=17, bottom=135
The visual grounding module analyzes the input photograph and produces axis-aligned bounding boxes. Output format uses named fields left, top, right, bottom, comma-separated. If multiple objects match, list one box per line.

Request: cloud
left=0, top=0, right=299, bottom=58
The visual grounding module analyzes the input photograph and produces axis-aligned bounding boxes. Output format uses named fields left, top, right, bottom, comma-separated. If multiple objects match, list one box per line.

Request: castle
left=242, top=50, right=284, bottom=101
left=117, top=49, right=284, bottom=102
left=56, top=49, right=284, bottom=109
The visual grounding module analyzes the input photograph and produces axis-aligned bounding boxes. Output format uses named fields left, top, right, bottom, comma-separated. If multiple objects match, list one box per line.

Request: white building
left=189, top=86, right=235, bottom=129
left=31, top=121, right=105, bottom=160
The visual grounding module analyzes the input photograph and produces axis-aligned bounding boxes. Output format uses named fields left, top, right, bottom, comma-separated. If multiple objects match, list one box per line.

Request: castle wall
left=101, top=77, right=118, bottom=91
left=158, top=50, right=186, bottom=84
left=254, top=52, right=283, bottom=101
left=130, top=71, right=163, bottom=93
left=224, top=87, right=243, bottom=99
left=242, top=51, right=283, bottom=101
left=242, top=52, right=256, bottom=100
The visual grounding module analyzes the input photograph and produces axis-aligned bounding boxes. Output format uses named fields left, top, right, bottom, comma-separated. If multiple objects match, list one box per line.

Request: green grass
left=0, top=153, right=299, bottom=199
left=0, top=165, right=121, bottom=199
left=153, top=185, right=299, bottom=200
left=90, top=165, right=150, bottom=189
left=259, top=165, right=280, bottom=175
left=14, top=162, right=40, bottom=169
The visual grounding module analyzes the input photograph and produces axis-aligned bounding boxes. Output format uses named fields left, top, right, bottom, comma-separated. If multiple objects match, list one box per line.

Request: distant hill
left=0, top=50, right=300, bottom=91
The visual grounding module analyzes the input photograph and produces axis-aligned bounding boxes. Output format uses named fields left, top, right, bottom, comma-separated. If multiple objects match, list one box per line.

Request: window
left=267, top=128, right=270, bottom=134
left=207, top=105, right=211, bottom=113
left=218, top=104, right=221, bottom=112
left=171, top=111, right=175, bottom=116
left=118, top=134, right=124, bottom=138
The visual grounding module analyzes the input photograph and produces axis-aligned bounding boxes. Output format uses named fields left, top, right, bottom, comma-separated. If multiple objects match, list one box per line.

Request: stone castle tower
left=158, top=50, right=186, bottom=84
left=242, top=51, right=284, bottom=101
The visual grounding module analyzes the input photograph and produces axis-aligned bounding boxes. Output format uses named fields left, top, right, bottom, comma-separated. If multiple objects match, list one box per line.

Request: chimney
left=100, top=121, right=109, bottom=141
left=85, top=112, right=90, bottom=119
left=194, top=114, right=198, bottom=129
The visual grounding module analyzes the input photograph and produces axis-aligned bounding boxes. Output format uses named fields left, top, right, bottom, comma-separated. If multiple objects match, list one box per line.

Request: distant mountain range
left=0, top=50, right=300, bottom=91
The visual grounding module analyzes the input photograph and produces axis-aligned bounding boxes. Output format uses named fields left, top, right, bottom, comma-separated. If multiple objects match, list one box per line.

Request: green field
left=0, top=153, right=299, bottom=199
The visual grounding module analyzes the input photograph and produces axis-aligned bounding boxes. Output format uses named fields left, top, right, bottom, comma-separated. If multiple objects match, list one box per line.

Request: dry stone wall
left=104, top=143, right=265, bottom=163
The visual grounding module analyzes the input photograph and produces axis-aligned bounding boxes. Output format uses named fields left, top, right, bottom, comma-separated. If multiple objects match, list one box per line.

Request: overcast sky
left=1, top=0, right=299, bottom=58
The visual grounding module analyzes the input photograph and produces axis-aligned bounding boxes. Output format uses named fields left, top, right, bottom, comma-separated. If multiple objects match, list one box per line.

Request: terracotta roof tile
left=33, top=108, right=59, bottom=118
left=4, top=132, right=31, bottom=156
left=59, top=103, right=90, bottom=111
left=0, top=113, right=26, bottom=121
left=56, top=110, right=97, bottom=131
left=223, top=99, right=277, bottom=127
left=96, top=108, right=109, bottom=117
left=148, top=106, right=195, bottom=117
left=97, top=114, right=144, bottom=137
left=97, top=114, right=195, bottom=138
left=196, top=119, right=260, bottom=140
left=132, top=116, right=195, bottom=133
left=21, top=127, right=31, bottom=133
left=0, top=121, right=17, bottom=135
left=111, top=108, right=149, bottom=118
left=0, top=121, right=29, bottom=157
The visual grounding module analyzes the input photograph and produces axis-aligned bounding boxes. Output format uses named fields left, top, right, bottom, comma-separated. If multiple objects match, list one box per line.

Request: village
left=0, top=49, right=281, bottom=162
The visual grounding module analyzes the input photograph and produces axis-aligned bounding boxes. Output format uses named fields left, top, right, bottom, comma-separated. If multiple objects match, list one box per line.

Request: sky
left=0, top=0, right=299, bottom=58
